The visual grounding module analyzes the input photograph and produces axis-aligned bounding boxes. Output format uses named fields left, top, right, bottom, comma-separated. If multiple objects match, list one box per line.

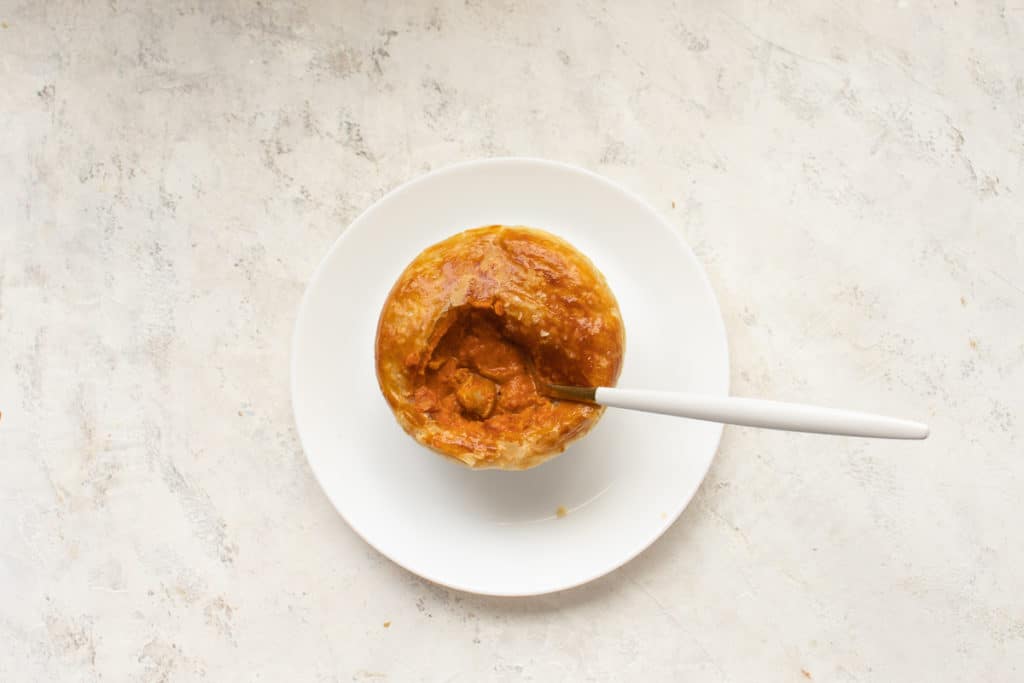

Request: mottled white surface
left=1, top=0, right=1022, bottom=680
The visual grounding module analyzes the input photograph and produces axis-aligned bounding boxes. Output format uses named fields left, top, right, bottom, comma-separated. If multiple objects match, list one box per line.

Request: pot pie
left=375, top=226, right=625, bottom=470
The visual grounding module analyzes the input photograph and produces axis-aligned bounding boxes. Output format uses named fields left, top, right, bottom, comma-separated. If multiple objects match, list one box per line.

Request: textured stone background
left=1, top=0, right=1022, bottom=680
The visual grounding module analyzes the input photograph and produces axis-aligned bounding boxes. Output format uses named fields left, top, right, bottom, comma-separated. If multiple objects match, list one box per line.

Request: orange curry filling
left=411, top=309, right=554, bottom=434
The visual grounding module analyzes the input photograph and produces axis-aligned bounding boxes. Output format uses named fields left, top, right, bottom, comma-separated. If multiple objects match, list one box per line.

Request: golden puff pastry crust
left=375, top=225, right=625, bottom=470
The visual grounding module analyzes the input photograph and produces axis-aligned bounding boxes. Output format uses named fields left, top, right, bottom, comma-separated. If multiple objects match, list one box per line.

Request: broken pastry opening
left=412, top=307, right=574, bottom=432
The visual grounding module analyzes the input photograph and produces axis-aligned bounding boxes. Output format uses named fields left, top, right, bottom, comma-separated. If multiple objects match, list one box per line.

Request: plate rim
left=290, top=157, right=731, bottom=596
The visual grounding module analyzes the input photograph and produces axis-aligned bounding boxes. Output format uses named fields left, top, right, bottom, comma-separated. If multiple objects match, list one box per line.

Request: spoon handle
left=593, top=388, right=929, bottom=439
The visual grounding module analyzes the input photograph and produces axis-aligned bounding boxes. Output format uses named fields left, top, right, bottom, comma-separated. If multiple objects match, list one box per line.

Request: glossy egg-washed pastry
left=375, top=225, right=625, bottom=470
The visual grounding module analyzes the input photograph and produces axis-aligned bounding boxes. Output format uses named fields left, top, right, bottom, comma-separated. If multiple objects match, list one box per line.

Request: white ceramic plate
left=291, top=159, right=729, bottom=596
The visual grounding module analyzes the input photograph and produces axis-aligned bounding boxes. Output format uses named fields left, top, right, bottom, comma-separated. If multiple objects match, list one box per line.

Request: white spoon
left=544, top=384, right=929, bottom=439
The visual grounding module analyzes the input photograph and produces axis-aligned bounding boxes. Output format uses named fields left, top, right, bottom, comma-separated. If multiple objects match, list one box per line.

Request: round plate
left=291, top=159, right=729, bottom=596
